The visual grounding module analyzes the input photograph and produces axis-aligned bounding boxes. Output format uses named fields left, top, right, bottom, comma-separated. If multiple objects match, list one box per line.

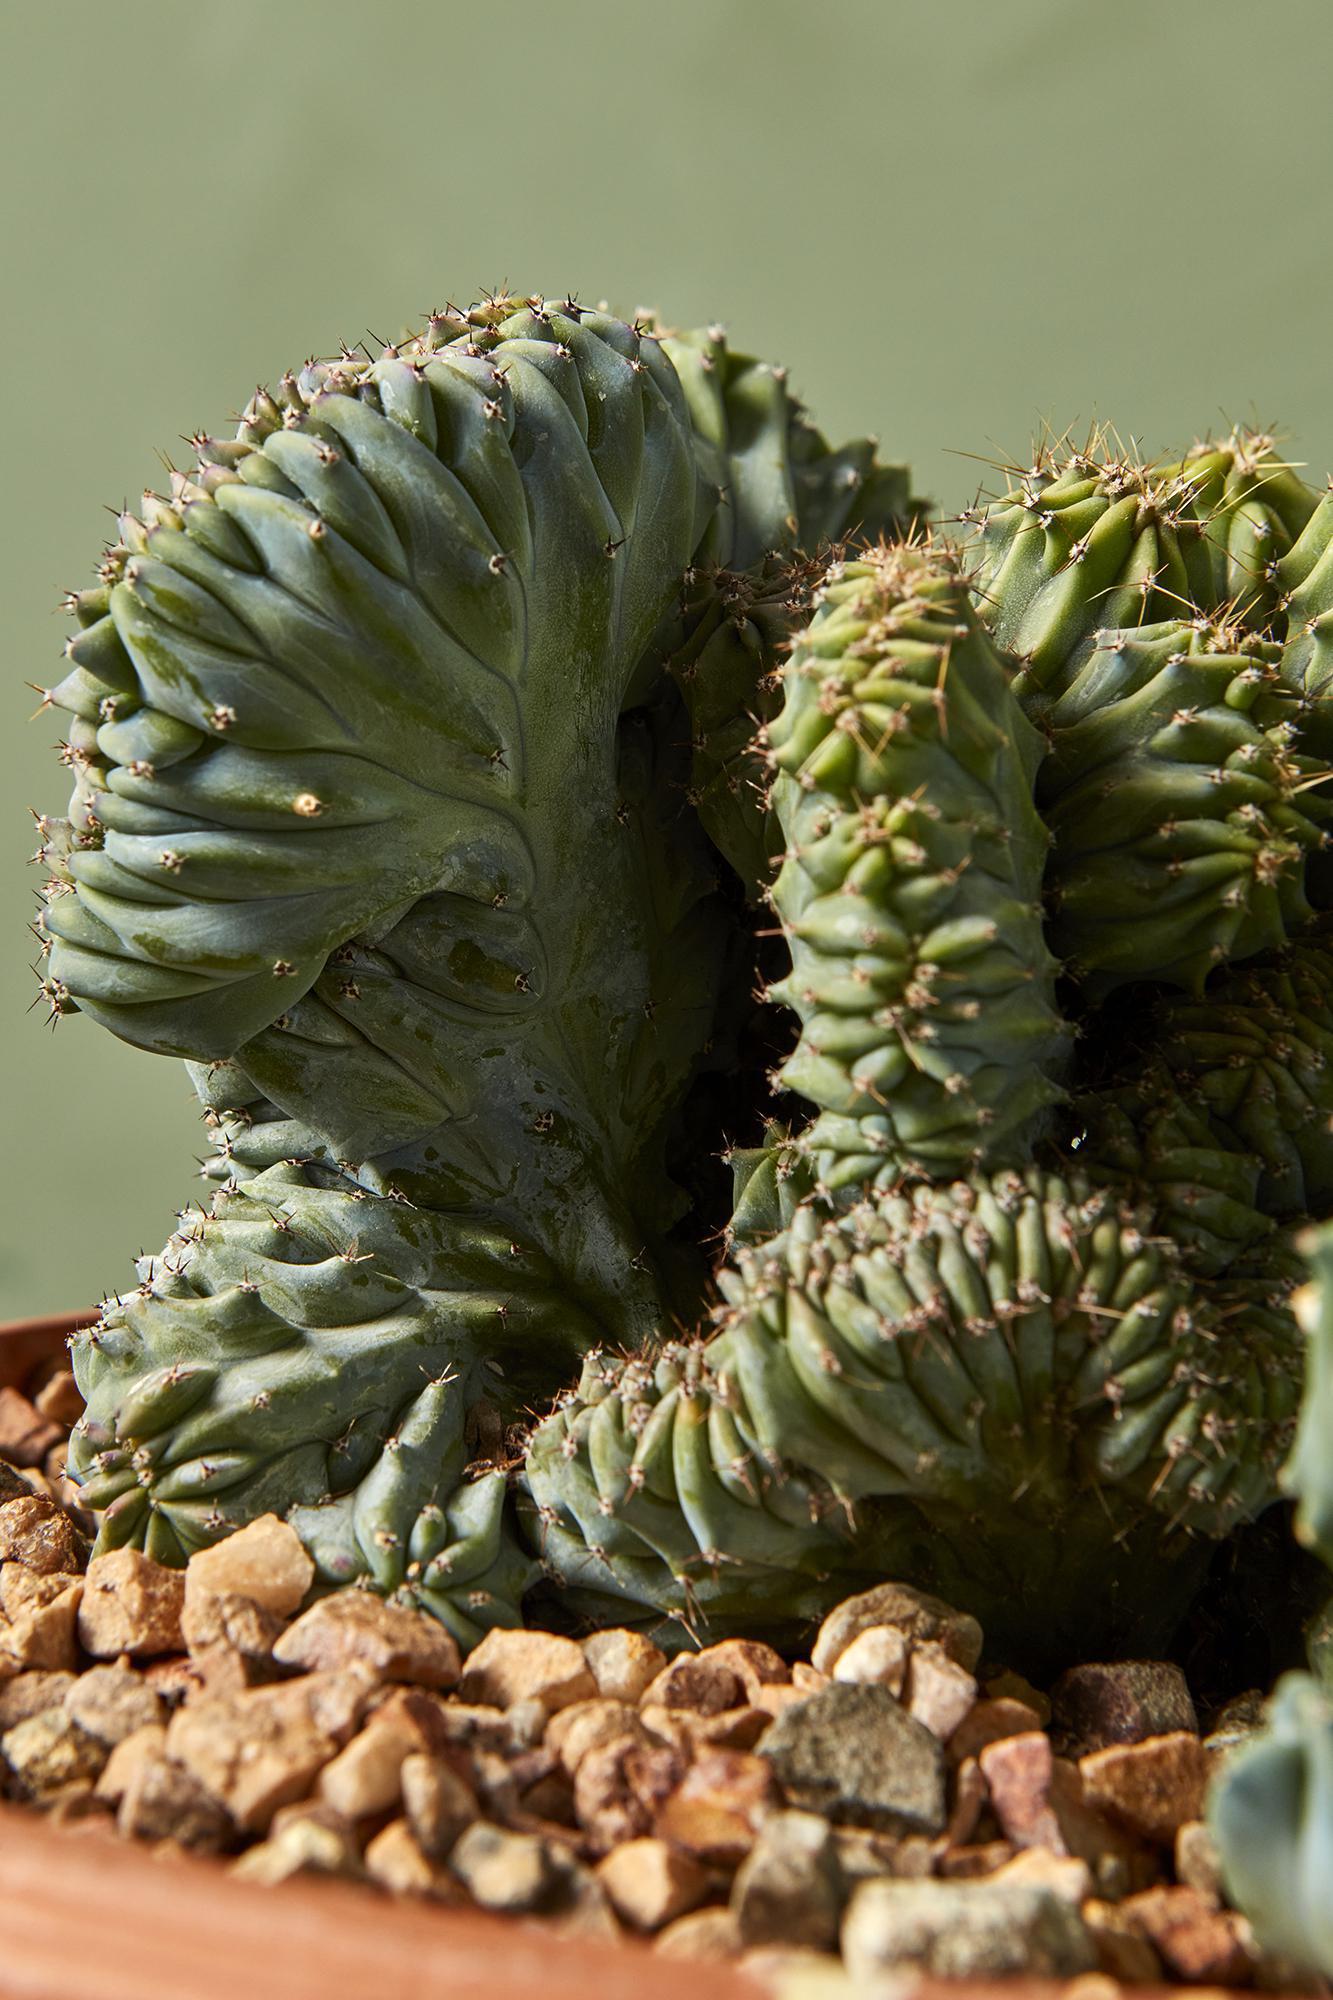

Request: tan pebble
left=33, top=1368, right=83, bottom=1428
left=400, top=1696, right=506, bottom=1751
left=505, top=1695, right=548, bottom=1750
left=231, top=1813, right=359, bottom=1884
left=949, top=1696, right=1044, bottom=1764
left=1122, top=1883, right=1254, bottom=1985
left=141, top=1655, right=202, bottom=1706
left=748, top=1685, right=810, bottom=1723
left=1079, top=1732, right=1208, bottom=1845
left=0, top=1388, right=63, bottom=1468
left=184, top=1515, right=313, bottom=1620
left=2, top=1706, right=107, bottom=1797
left=654, top=1906, right=741, bottom=1959
left=0, top=1669, right=77, bottom=1729
left=1175, top=1817, right=1223, bottom=1902
left=459, top=1628, right=595, bottom=1714
left=904, top=1640, right=977, bottom=1741
left=318, top=1712, right=421, bottom=1818
left=831, top=1625, right=908, bottom=1693
left=943, top=1755, right=986, bottom=1847
left=582, top=1627, right=666, bottom=1704
left=400, top=1749, right=478, bottom=1858
left=272, top=1590, right=459, bottom=1689
left=64, top=1664, right=163, bottom=1746
left=77, top=1549, right=184, bottom=1658
left=165, top=1667, right=376, bottom=1832
left=95, top=1722, right=168, bottom=1804
left=692, top=1640, right=789, bottom=1699
left=181, top=1591, right=285, bottom=1662
left=976, top=1730, right=1068, bottom=1851
left=364, top=1816, right=464, bottom=1900
left=543, top=1850, right=623, bottom=1941
left=117, top=1744, right=234, bottom=1850
left=791, top=1663, right=827, bottom=1695
left=1082, top=1897, right=1164, bottom=1985
left=574, top=1734, right=686, bottom=1855
left=811, top=1583, right=983, bottom=1678
left=990, top=1846, right=1093, bottom=1901
left=545, top=1698, right=643, bottom=1772
left=641, top=1655, right=744, bottom=1716
left=0, top=1575, right=83, bottom=1673
left=596, top=1835, right=711, bottom=1930
left=687, top=1706, right=772, bottom=1752
left=449, top=1819, right=555, bottom=1912
left=0, top=1493, right=83, bottom=1574
left=655, top=1749, right=777, bottom=1865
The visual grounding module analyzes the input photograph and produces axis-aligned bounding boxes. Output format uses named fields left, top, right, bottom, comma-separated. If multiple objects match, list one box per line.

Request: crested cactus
left=27, top=295, right=1333, bottom=1713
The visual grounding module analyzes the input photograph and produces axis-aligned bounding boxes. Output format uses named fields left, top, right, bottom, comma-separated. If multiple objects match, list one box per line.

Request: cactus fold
left=969, top=429, right=1318, bottom=696
left=764, top=545, right=1070, bottom=1186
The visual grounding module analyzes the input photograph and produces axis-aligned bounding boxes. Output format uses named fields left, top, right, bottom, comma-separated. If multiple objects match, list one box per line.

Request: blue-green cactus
left=30, top=325, right=1333, bottom=1694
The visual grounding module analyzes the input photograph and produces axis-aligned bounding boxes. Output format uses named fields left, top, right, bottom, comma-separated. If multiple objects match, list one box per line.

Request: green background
left=3, top=0, right=1331, bottom=1318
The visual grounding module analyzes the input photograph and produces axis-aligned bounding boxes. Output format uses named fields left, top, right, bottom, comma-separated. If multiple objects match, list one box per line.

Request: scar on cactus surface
left=29, top=299, right=1333, bottom=1675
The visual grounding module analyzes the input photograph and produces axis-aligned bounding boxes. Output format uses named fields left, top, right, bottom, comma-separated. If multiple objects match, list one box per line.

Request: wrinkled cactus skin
left=31, top=302, right=1333, bottom=1686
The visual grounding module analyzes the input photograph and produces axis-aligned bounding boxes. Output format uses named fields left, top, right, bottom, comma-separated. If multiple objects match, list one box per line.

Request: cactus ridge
left=763, top=542, right=1072, bottom=1185
left=525, top=1168, right=1303, bottom=1662
left=967, top=424, right=1318, bottom=696
left=1020, top=618, right=1332, bottom=993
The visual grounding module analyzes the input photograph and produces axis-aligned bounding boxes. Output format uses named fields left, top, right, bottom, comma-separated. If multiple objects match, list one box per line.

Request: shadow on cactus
left=29, top=304, right=1333, bottom=1674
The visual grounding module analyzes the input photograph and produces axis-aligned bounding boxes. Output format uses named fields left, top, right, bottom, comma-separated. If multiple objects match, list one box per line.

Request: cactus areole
left=31, top=293, right=1333, bottom=1677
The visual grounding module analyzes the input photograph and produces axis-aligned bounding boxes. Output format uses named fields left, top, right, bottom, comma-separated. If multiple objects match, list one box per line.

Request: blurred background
left=4, top=0, right=1332, bottom=1315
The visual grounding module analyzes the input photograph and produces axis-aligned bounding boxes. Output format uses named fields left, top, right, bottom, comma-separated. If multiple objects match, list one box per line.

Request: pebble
left=94, top=1722, right=168, bottom=1804
left=0, top=1493, right=83, bottom=1573
left=364, top=1817, right=464, bottom=1900
left=273, top=1590, right=460, bottom=1688
left=33, top=1369, right=83, bottom=1429
left=459, top=1628, right=596, bottom=1713
left=655, top=1749, right=778, bottom=1864
left=0, top=1573, right=82, bottom=1673
left=0, top=1669, right=76, bottom=1728
left=232, top=1812, right=360, bottom=1885
left=812, top=1582, right=983, bottom=1677
left=2, top=1707, right=108, bottom=1798
left=64, top=1663, right=164, bottom=1746
left=830, top=1625, right=908, bottom=1693
left=318, top=1710, right=421, bottom=1818
left=903, top=1640, right=977, bottom=1741
left=1083, top=1896, right=1166, bottom=1983
left=1079, top=1731, right=1208, bottom=1845
left=180, top=1590, right=285, bottom=1663
left=184, top=1515, right=314, bottom=1620
left=166, top=1667, right=376, bottom=1831
left=399, top=1749, right=478, bottom=1858
left=950, top=1695, right=1046, bottom=1763
left=574, top=1733, right=685, bottom=1854
left=760, top=1683, right=947, bottom=1835
left=641, top=1655, right=744, bottom=1715
left=1174, top=1817, right=1224, bottom=1901
left=595, top=1836, right=711, bottom=1930
left=581, top=1627, right=666, bottom=1703
left=1051, top=1660, right=1198, bottom=1755
left=117, top=1742, right=234, bottom=1850
left=0, top=1388, right=63, bottom=1468
left=450, top=1819, right=555, bottom=1912
left=77, top=1548, right=185, bottom=1657
left=991, top=1847, right=1094, bottom=1903
left=729, top=1808, right=844, bottom=1949
left=1122, top=1883, right=1255, bottom=1984
left=842, top=1878, right=1098, bottom=1981
left=655, top=1907, right=743, bottom=1959
left=545, top=1697, right=644, bottom=1773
